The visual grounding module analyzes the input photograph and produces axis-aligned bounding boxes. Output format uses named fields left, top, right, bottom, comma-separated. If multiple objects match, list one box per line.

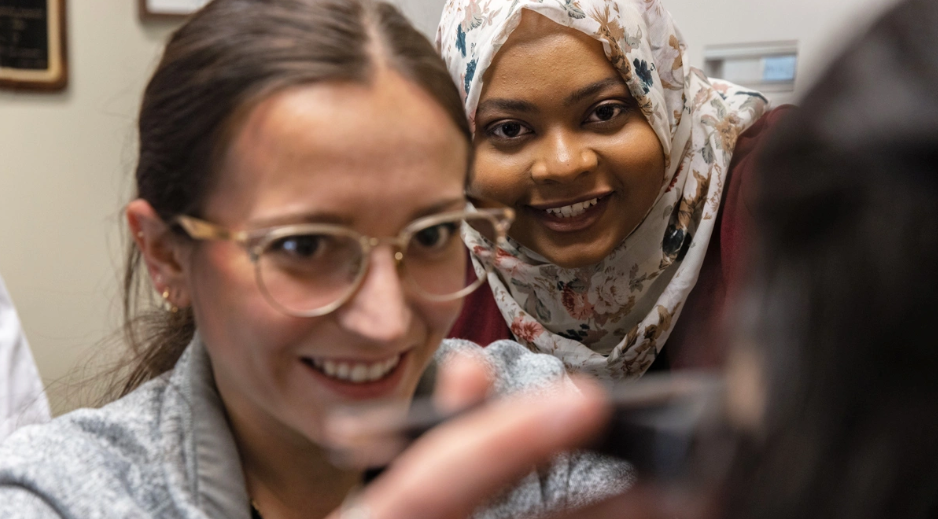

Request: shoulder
left=722, top=105, right=797, bottom=252
left=438, top=339, right=566, bottom=395
left=0, top=374, right=169, bottom=465
left=438, top=340, right=635, bottom=516
left=446, top=267, right=512, bottom=346
left=729, top=105, right=796, bottom=181
left=667, top=106, right=797, bottom=369
left=0, top=487, right=61, bottom=517
left=0, top=375, right=173, bottom=516
left=474, top=451, right=633, bottom=518
left=546, top=451, right=635, bottom=510
left=740, top=105, right=795, bottom=142
left=720, top=105, right=798, bottom=255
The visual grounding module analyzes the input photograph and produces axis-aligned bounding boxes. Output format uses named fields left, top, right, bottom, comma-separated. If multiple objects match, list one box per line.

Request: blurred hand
left=325, top=354, right=611, bottom=519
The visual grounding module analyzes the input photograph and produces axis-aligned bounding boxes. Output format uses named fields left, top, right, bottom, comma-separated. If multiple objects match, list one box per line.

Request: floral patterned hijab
left=437, top=0, right=768, bottom=381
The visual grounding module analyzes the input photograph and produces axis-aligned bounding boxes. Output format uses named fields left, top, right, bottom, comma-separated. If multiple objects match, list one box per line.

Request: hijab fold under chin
left=440, top=0, right=768, bottom=381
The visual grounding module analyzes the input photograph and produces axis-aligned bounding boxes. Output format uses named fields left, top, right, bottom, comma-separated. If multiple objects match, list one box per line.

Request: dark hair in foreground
left=722, top=0, right=938, bottom=516
left=114, top=0, right=469, bottom=398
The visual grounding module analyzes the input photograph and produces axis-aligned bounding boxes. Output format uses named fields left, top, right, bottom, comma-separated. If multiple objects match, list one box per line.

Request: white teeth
left=350, top=364, right=368, bottom=383
left=367, top=363, right=385, bottom=381
left=546, top=197, right=599, bottom=219
left=306, top=354, right=402, bottom=384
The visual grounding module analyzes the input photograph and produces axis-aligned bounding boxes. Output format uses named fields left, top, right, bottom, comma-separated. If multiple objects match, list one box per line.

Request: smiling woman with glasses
left=0, top=0, right=630, bottom=517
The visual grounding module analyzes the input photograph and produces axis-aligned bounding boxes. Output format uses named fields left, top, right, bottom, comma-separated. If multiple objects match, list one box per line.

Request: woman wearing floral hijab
left=439, top=0, right=789, bottom=381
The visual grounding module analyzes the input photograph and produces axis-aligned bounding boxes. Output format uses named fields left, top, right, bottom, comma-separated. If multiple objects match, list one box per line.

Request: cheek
left=469, top=144, right=529, bottom=203
left=401, top=298, right=462, bottom=393
left=609, top=125, right=666, bottom=195
left=187, top=245, right=310, bottom=363
left=188, top=246, right=257, bottom=330
left=420, top=298, right=463, bottom=342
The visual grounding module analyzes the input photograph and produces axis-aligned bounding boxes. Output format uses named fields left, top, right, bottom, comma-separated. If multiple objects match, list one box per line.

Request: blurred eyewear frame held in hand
left=174, top=208, right=514, bottom=317
left=327, top=371, right=727, bottom=482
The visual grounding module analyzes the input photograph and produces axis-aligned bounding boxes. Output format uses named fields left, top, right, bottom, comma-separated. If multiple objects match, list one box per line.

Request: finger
left=432, top=352, right=493, bottom=414
left=358, top=379, right=610, bottom=519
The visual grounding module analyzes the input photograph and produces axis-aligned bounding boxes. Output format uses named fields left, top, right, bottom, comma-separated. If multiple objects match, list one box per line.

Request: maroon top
left=448, top=106, right=793, bottom=371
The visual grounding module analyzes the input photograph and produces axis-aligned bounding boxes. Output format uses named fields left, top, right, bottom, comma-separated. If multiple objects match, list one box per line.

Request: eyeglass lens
left=255, top=214, right=501, bottom=316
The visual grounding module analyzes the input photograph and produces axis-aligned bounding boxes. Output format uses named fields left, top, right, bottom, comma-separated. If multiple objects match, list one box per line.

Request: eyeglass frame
left=172, top=207, right=514, bottom=318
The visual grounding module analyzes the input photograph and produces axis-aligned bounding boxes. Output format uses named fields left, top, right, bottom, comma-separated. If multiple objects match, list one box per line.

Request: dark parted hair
left=117, top=0, right=469, bottom=397
left=722, top=0, right=938, bottom=516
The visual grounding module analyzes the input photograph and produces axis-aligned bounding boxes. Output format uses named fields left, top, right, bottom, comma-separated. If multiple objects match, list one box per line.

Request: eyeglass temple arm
left=476, top=207, right=515, bottom=233
left=174, top=215, right=246, bottom=243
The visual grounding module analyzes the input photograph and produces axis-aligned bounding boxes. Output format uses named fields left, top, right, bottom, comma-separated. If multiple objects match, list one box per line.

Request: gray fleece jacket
left=0, top=336, right=632, bottom=518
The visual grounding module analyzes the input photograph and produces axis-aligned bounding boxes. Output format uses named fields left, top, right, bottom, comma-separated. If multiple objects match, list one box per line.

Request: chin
left=533, top=238, right=621, bottom=269
left=545, top=251, right=605, bottom=269
left=513, top=217, right=627, bottom=268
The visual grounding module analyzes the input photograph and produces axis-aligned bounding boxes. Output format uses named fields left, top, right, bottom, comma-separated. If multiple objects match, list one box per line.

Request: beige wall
left=391, top=0, right=445, bottom=37
left=0, top=2, right=180, bottom=414
left=665, top=0, right=900, bottom=103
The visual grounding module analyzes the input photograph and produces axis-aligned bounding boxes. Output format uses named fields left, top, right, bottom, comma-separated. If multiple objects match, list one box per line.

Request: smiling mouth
left=528, top=192, right=613, bottom=233
left=544, top=197, right=600, bottom=218
left=302, top=354, right=402, bottom=384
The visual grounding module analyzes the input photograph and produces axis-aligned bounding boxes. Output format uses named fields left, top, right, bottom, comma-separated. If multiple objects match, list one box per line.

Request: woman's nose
left=335, top=246, right=411, bottom=345
left=530, top=129, right=598, bottom=184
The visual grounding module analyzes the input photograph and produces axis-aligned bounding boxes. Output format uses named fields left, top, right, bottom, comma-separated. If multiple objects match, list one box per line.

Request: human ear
left=126, top=199, right=193, bottom=310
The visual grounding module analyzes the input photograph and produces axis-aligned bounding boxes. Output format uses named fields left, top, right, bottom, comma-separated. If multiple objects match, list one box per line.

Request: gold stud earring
left=161, top=289, right=178, bottom=313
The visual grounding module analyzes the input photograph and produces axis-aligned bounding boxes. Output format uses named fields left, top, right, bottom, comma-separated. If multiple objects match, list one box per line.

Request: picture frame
left=0, top=0, right=68, bottom=91
left=138, top=0, right=209, bottom=21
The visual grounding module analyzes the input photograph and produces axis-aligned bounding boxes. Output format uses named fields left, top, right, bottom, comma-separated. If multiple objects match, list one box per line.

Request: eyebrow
left=563, top=77, right=627, bottom=107
left=476, top=76, right=629, bottom=116
left=249, top=212, right=352, bottom=229
left=409, top=197, right=468, bottom=220
left=475, top=98, right=538, bottom=116
left=247, top=197, right=467, bottom=230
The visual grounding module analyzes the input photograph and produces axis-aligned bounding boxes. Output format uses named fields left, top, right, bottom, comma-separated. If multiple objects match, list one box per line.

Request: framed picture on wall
left=139, top=0, right=209, bottom=20
left=0, top=0, right=67, bottom=91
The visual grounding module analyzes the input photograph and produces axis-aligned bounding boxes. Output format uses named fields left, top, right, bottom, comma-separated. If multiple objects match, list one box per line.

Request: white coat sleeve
left=0, top=274, right=51, bottom=442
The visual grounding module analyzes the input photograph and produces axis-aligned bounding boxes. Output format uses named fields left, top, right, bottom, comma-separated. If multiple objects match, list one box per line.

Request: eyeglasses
left=173, top=208, right=513, bottom=317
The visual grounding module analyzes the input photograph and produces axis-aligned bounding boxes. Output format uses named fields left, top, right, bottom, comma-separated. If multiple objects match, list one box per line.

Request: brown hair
left=115, top=0, right=469, bottom=397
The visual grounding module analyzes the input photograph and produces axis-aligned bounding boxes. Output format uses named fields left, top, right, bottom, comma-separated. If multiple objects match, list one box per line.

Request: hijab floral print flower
left=438, top=0, right=768, bottom=381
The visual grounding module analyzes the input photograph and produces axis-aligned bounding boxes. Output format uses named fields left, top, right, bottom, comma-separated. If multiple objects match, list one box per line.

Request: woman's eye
left=585, top=103, right=627, bottom=124
left=486, top=121, right=532, bottom=140
left=413, top=223, right=458, bottom=251
left=270, top=234, right=325, bottom=258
